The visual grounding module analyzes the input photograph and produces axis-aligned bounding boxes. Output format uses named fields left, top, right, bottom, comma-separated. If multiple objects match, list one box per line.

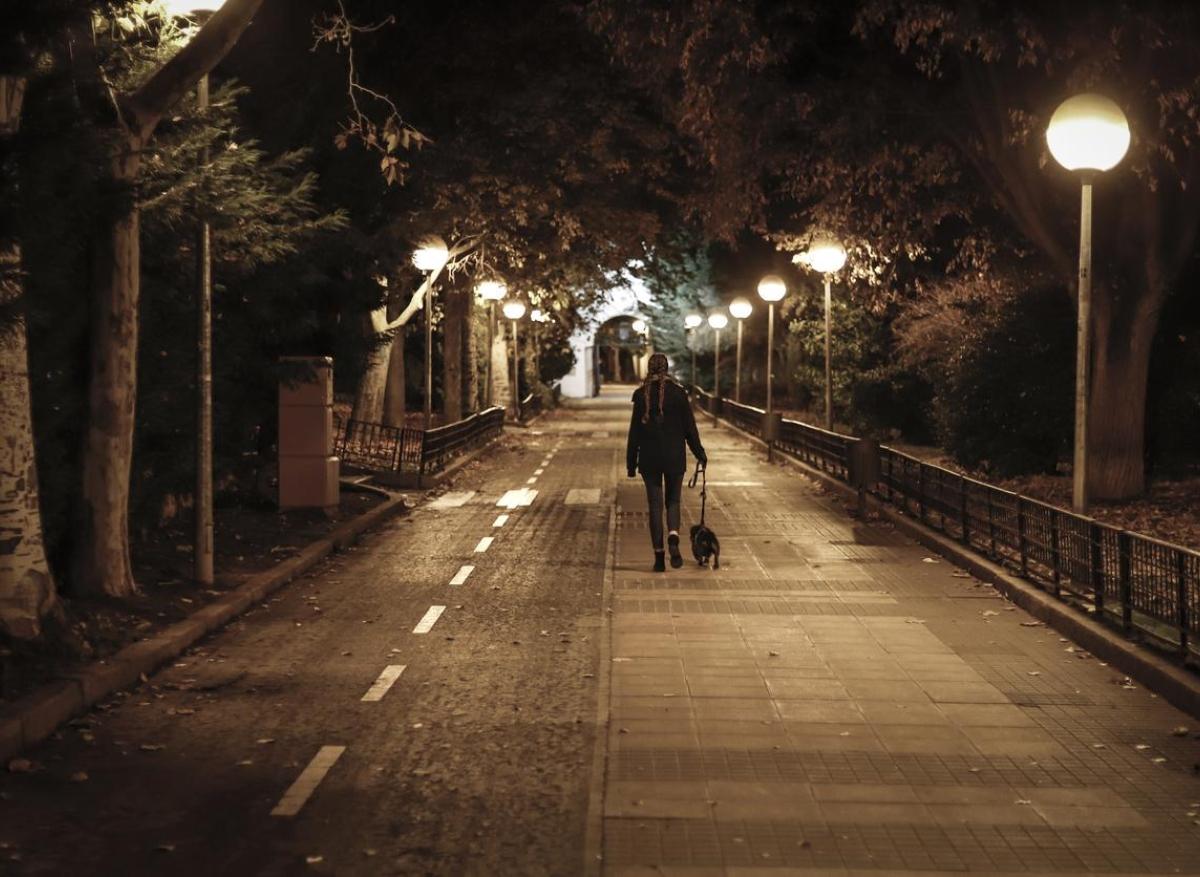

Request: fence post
left=959, top=474, right=970, bottom=546
left=1050, top=513, right=1062, bottom=597
left=417, top=430, right=428, bottom=488
left=1177, top=551, right=1189, bottom=659
left=918, top=465, right=926, bottom=523
left=1090, top=521, right=1104, bottom=617
left=987, top=492, right=997, bottom=557
left=885, top=453, right=893, bottom=504
left=1017, top=498, right=1028, bottom=577
left=1118, top=531, right=1132, bottom=634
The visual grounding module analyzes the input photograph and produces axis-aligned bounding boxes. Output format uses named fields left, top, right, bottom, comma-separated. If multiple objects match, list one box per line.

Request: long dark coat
left=625, top=379, right=707, bottom=477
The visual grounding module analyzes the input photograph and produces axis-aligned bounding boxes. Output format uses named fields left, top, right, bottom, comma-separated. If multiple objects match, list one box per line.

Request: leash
left=688, top=461, right=707, bottom=526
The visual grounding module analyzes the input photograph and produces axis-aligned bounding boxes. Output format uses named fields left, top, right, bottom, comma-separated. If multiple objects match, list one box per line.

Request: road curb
left=712, top=416, right=1200, bottom=721
left=0, top=491, right=411, bottom=764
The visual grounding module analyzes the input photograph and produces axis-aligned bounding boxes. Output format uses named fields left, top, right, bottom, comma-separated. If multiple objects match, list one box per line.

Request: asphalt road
left=1, top=393, right=626, bottom=876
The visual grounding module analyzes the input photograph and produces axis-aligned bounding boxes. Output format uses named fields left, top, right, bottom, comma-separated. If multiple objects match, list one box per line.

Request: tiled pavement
left=602, top=396, right=1200, bottom=875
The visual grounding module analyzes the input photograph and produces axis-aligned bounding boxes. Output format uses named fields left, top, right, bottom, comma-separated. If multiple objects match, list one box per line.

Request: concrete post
left=278, top=356, right=339, bottom=513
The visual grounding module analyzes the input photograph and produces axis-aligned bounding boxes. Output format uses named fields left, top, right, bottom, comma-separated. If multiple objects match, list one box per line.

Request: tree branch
left=379, top=237, right=482, bottom=331
left=123, top=0, right=265, bottom=138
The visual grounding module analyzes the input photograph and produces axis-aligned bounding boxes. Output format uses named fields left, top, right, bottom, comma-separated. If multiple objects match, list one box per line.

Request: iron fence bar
left=1050, top=514, right=1062, bottom=597
left=1178, top=551, right=1189, bottom=658
left=960, top=475, right=970, bottom=546
left=1017, top=498, right=1029, bottom=577
left=1118, top=531, right=1133, bottom=633
left=1091, top=521, right=1105, bottom=616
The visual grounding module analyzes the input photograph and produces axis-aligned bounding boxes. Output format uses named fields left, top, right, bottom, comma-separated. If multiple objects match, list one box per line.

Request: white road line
left=534, top=468, right=545, bottom=475
left=474, top=536, right=494, bottom=553
left=526, top=476, right=538, bottom=484
left=493, top=514, right=509, bottom=528
left=428, top=491, right=476, bottom=509
left=565, top=488, right=602, bottom=505
left=413, top=605, right=446, bottom=634
left=361, top=665, right=406, bottom=702
left=449, top=565, right=474, bottom=586
left=270, top=745, right=346, bottom=817
left=497, top=488, right=537, bottom=509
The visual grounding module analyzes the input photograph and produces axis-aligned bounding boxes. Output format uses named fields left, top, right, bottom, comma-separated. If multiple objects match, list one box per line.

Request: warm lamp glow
left=729, top=297, right=753, bottom=320
left=502, top=300, right=526, bottom=321
left=631, top=318, right=647, bottom=333
left=162, top=0, right=222, bottom=15
left=476, top=280, right=507, bottom=301
left=684, top=313, right=704, bottom=330
left=803, top=240, right=847, bottom=274
left=757, top=275, right=786, bottom=303
left=531, top=308, right=550, bottom=323
left=411, top=236, right=449, bottom=273
left=707, top=312, right=729, bottom=330
left=1046, top=94, right=1130, bottom=173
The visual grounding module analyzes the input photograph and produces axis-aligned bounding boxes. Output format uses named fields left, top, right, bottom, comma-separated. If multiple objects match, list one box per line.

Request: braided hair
left=641, top=353, right=671, bottom=424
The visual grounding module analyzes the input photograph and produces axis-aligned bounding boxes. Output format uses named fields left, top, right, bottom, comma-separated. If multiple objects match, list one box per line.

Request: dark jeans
left=641, top=470, right=684, bottom=550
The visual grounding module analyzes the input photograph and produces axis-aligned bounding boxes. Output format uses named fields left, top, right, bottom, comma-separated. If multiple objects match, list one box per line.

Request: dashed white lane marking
left=413, top=605, right=446, bottom=634
left=449, top=565, right=474, bottom=586
left=526, top=476, right=538, bottom=485
left=428, top=490, right=476, bottom=509
left=474, top=537, right=494, bottom=553
left=497, top=488, right=537, bottom=509
left=493, top=514, right=509, bottom=528
left=565, top=488, right=602, bottom=505
left=271, top=745, right=346, bottom=817
left=361, top=665, right=406, bottom=702
left=534, top=468, right=545, bottom=475
left=591, top=431, right=610, bottom=438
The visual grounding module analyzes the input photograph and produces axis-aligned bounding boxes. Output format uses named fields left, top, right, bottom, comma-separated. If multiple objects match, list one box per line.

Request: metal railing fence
left=692, top=386, right=1200, bottom=661
left=334, top=406, right=505, bottom=480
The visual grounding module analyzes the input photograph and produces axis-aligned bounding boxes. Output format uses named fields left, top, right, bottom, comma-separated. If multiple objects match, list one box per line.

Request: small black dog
left=688, top=463, right=720, bottom=569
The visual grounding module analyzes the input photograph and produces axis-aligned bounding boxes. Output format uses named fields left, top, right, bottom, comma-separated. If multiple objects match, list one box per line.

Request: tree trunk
left=1087, top=283, right=1161, bottom=500
left=75, top=142, right=142, bottom=597
left=0, top=74, right=59, bottom=639
left=351, top=310, right=389, bottom=424
left=382, top=325, right=406, bottom=427
left=491, top=333, right=511, bottom=411
left=442, top=287, right=464, bottom=423
left=464, top=291, right=478, bottom=413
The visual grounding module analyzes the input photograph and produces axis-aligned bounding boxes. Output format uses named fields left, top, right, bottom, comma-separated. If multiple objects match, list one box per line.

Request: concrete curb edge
left=0, top=491, right=412, bottom=764
left=712, top=416, right=1200, bottom=721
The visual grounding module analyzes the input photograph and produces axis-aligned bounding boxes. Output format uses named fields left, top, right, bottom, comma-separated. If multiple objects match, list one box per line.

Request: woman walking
left=626, top=353, right=707, bottom=571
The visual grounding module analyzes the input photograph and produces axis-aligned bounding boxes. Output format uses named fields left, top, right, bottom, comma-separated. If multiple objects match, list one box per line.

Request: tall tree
left=73, top=0, right=265, bottom=597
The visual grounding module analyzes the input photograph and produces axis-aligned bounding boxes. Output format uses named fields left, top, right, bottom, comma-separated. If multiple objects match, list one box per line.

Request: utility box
left=279, top=356, right=339, bottom=513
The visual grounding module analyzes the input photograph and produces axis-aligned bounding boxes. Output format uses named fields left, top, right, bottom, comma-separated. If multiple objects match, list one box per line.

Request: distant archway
left=559, top=280, right=652, bottom=398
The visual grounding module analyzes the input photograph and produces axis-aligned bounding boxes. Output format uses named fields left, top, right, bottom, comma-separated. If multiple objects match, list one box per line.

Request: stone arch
left=559, top=280, right=652, bottom=398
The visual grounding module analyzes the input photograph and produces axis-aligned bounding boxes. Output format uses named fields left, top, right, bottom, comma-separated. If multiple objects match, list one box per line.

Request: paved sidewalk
left=604, top=394, right=1200, bottom=874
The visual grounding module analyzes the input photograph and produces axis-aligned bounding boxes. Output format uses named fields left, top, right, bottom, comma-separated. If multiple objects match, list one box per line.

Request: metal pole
left=735, top=318, right=743, bottom=403
left=712, top=327, right=720, bottom=425
left=424, top=279, right=434, bottom=431
left=689, top=330, right=696, bottom=388
left=1073, top=179, right=1094, bottom=513
left=486, top=301, right=495, bottom=408
left=824, top=275, right=833, bottom=431
left=512, top=320, right=521, bottom=420
left=195, top=72, right=213, bottom=587
left=767, top=302, right=775, bottom=461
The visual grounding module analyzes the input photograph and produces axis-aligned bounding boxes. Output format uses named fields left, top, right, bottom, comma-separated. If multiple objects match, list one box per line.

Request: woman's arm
left=626, top=393, right=641, bottom=476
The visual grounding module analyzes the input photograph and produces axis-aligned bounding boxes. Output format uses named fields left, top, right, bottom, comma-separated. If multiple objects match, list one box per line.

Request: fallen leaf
left=256, top=738, right=275, bottom=745
left=1135, top=744, right=1150, bottom=751
left=982, top=610, right=999, bottom=617
left=306, top=855, right=324, bottom=865
left=1015, top=799, right=1032, bottom=805
left=155, top=844, right=176, bottom=854
left=1173, top=726, right=1190, bottom=737
left=922, top=557, right=939, bottom=564
left=1152, top=757, right=1168, bottom=764
left=1020, top=622, right=1043, bottom=627
left=139, top=744, right=165, bottom=752
left=1027, top=671, right=1041, bottom=676
left=9, top=758, right=38, bottom=772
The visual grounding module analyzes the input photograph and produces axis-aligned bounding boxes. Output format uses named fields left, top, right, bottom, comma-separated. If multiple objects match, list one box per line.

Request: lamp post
left=757, top=275, right=787, bottom=460
left=729, top=297, right=753, bottom=403
left=412, top=236, right=450, bottom=431
left=707, top=311, right=728, bottom=424
left=502, top=299, right=526, bottom=420
left=797, top=239, right=847, bottom=431
left=476, top=280, right=507, bottom=408
left=631, top=318, right=647, bottom=379
left=684, top=313, right=703, bottom=388
left=166, top=0, right=225, bottom=588
left=1046, top=93, right=1130, bottom=513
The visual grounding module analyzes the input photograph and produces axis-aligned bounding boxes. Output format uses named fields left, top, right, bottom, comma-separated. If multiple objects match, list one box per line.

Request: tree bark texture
left=382, top=325, right=406, bottom=427
left=74, top=0, right=266, bottom=598
left=1087, top=283, right=1161, bottom=500
left=464, top=291, right=478, bottom=413
left=0, top=74, right=59, bottom=639
left=351, top=316, right=390, bottom=424
left=442, top=287, right=465, bottom=423
left=490, top=334, right=511, bottom=412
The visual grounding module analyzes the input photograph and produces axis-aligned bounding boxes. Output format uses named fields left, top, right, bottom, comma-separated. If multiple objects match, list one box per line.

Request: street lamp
left=165, top=0, right=226, bottom=588
left=797, top=239, right=847, bottom=431
left=729, top=297, right=753, bottom=403
left=757, top=275, right=787, bottom=460
left=684, top=313, right=703, bottom=388
left=502, top=299, right=526, bottom=420
left=1046, top=93, right=1130, bottom=513
left=707, top=311, right=728, bottom=425
left=476, top=279, right=507, bottom=408
left=412, top=236, right=449, bottom=430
